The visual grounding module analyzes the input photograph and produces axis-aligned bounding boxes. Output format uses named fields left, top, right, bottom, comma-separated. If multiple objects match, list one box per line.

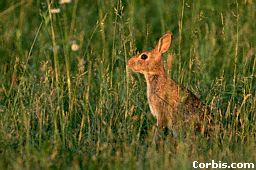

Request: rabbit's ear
left=155, top=32, right=172, bottom=54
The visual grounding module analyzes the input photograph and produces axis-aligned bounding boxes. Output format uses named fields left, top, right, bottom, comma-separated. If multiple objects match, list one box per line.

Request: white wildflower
left=71, top=42, right=80, bottom=51
left=50, top=8, right=61, bottom=14
left=59, top=0, right=72, bottom=4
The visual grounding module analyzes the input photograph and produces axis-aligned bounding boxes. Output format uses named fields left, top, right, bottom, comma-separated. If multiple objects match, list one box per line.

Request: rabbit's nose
left=127, top=59, right=133, bottom=68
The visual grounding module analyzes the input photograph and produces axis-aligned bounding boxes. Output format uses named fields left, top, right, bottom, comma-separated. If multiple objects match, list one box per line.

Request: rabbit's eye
left=140, top=54, right=148, bottom=60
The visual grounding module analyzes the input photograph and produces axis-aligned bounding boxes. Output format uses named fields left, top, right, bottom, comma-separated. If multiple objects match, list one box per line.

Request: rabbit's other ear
left=167, top=54, right=173, bottom=70
left=155, top=32, right=172, bottom=54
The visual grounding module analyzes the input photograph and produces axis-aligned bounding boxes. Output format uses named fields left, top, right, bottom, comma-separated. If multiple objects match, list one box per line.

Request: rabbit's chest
left=147, top=94, right=158, bottom=117
left=147, top=90, right=167, bottom=117
left=145, top=74, right=174, bottom=117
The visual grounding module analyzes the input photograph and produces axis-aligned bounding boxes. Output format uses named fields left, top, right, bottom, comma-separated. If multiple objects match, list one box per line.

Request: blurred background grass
left=0, top=0, right=255, bottom=169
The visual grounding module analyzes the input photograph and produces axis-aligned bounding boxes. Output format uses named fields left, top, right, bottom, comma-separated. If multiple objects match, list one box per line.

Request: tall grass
left=0, top=0, right=255, bottom=169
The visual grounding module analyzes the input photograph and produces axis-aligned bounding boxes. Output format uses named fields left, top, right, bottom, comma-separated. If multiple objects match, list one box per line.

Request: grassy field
left=0, top=0, right=255, bottom=169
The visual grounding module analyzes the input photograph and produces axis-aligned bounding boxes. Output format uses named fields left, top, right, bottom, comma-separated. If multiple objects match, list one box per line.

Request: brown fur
left=127, top=32, right=212, bottom=133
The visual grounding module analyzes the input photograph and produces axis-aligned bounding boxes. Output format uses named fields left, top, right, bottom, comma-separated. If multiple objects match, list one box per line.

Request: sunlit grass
left=0, top=0, right=255, bottom=169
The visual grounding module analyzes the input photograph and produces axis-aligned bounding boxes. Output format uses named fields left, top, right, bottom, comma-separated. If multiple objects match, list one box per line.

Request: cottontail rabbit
left=127, top=32, right=212, bottom=133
